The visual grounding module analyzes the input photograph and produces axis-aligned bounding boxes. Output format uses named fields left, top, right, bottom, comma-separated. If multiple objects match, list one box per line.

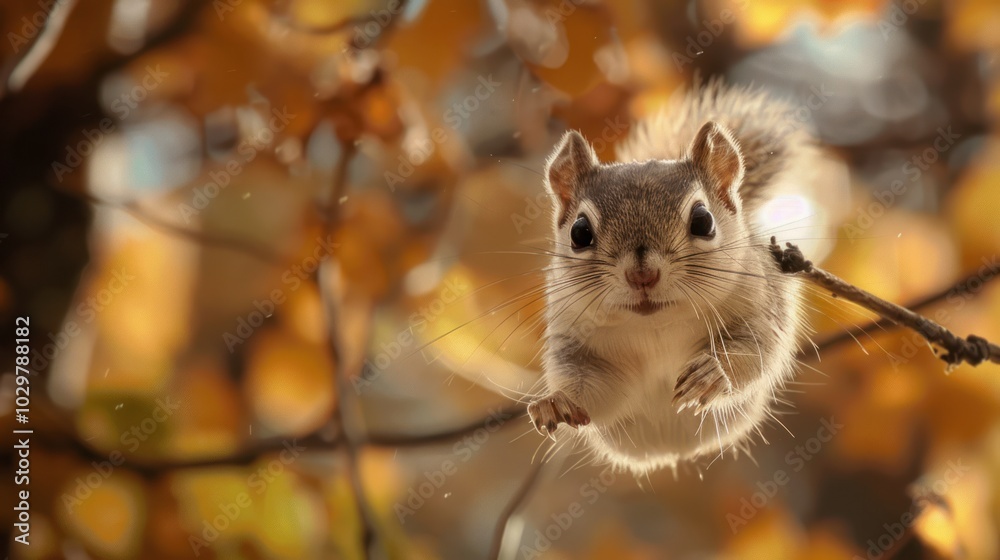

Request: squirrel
left=527, top=80, right=819, bottom=475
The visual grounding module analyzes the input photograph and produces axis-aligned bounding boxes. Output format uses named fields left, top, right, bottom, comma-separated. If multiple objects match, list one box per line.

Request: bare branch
left=772, top=237, right=1000, bottom=368
left=32, top=401, right=525, bottom=477
left=315, top=139, right=381, bottom=557
left=366, top=404, right=527, bottom=448
left=813, top=264, right=999, bottom=353
left=76, top=191, right=285, bottom=265
left=35, top=429, right=342, bottom=478
left=489, top=459, right=546, bottom=560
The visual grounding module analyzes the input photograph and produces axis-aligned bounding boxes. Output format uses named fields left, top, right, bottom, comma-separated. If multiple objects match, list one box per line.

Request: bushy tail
left=617, top=79, right=819, bottom=211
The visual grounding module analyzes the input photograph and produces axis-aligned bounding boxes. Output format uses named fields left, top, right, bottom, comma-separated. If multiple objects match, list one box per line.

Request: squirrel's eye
left=571, top=215, right=594, bottom=249
left=690, top=203, right=716, bottom=239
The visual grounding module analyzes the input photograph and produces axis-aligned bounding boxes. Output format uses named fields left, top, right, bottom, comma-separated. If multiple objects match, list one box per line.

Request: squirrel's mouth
left=626, top=299, right=670, bottom=316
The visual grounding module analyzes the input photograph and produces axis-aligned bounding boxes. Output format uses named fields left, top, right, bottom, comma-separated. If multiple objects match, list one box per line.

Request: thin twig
left=317, top=140, right=381, bottom=558
left=489, top=459, right=547, bottom=560
left=69, top=190, right=285, bottom=265
left=302, top=8, right=416, bottom=549
left=812, top=264, right=998, bottom=353
left=31, top=401, right=526, bottom=476
left=366, top=404, right=527, bottom=447
left=771, top=237, right=1000, bottom=368
left=35, top=429, right=342, bottom=478
left=41, top=412, right=531, bottom=477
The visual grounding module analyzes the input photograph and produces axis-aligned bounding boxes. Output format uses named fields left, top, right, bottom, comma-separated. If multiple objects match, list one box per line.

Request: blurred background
left=2, top=0, right=1000, bottom=558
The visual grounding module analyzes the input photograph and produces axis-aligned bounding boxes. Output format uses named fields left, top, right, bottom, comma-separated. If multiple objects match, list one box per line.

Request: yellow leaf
left=59, top=472, right=145, bottom=558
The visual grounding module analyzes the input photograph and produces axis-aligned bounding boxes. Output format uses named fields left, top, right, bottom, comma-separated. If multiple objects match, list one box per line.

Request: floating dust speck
left=242, top=192, right=251, bottom=200
left=115, top=403, right=124, bottom=411
left=339, top=196, right=348, bottom=205
left=444, top=492, right=452, bottom=499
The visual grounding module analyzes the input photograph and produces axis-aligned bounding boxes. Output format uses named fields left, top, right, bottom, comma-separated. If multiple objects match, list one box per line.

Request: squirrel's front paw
left=673, top=354, right=733, bottom=413
left=528, top=391, right=591, bottom=439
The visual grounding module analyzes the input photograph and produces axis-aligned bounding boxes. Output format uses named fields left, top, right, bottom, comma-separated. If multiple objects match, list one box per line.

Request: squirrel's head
left=543, top=121, right=753, bottom=319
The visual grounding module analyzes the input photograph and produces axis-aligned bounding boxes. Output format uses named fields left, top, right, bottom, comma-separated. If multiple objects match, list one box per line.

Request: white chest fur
left=590, top=313, right=704, bottom=385
left=569, top=311, right=767, bottom=472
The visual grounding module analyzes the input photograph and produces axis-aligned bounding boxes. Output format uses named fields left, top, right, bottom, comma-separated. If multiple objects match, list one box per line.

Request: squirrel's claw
left=528, top=391, right=591, bottom=438
left=674, top=354, right=734, bottom=414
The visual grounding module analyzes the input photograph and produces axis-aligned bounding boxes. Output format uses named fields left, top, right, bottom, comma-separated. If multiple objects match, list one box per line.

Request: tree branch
left=771, top=237, right=1000, bottom=368
left=70, top=190, right=285, bottom=265
left=489, top=459, right=546, bottom=560
left=32, top=402, right=527, bottom=477
left=812, top=264, right=998, bottom=353
left=315, top=140, right=381, bottom=558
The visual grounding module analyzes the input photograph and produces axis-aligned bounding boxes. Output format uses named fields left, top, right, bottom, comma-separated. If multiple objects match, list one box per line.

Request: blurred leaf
left=173, top=359, right=245, bottom=458
left=948, top=0, right=1000, bottom=50
left=58, top=472, right=146, bottom=558
left=501, top=0, right=617, bottom=97
left=947, top=138, right=1000, bottom=266
left=245, top=327, right=336, bottom=435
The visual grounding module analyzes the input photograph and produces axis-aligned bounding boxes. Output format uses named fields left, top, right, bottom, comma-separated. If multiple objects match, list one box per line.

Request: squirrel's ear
left=688, top=121, right=745, bottom=213
left=546, top=130, right=598, bottom=222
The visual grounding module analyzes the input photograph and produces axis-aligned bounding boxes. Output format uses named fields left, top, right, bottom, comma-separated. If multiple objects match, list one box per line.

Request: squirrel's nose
left=625, top=268, right=660, bottom=290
